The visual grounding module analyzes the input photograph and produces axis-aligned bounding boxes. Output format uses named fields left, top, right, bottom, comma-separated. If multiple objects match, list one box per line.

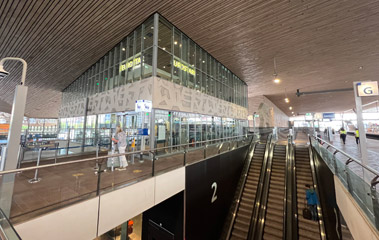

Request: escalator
left=295, top=146, right=321, bottom=240
left=229, top=143, right=267, bottom=240
left=262, top=144, right=287, bottom=240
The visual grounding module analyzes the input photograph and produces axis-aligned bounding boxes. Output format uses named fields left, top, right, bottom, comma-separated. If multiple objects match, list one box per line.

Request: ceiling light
left=151, top=27, right=154, bottom=29
left=284, top=98, right=290, bottom=103
left=289, top=106, right=293, bottom=110
left=122, top=48, right=126, bottom=51
left=274, top=78, right=280, bottom=84
left=291, top=112, right=294, bottom=114
left=359, top=66, right=363, bottom=70
left=144, top=37, right=146, bottom=39
left=163, top=66, right=166, bottom=68
left=202, top=60, right=205, bottom=63
left=174, top=41, right=178, bottom=45
left=162, top=47, right=166, bottom=50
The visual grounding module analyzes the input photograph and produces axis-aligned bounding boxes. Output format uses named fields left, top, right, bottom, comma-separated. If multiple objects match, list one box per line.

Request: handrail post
left=54, top=142, right=59, bottom=164
left=28, top=147, right=42, bottom=183
left=370, top=178, right=379, bottom=230
left=204, top=144, right=207, bottom=159
left=152, top=152, right=157, bottom=176
left=345, top=159, right=354, bottom=194
left=183, top=145, right=187, bottom=166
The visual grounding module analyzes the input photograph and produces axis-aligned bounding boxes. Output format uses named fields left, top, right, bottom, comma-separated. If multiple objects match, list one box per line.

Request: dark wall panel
left=313, top=149, right=342, bottom=240
left=142, top=192, right=184, bottom=240
left=185, top=145, right=248, bottom=240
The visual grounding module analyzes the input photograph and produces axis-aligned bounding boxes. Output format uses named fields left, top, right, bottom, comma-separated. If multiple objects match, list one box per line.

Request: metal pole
left=152, top=13, right=159, bottom=77
left=29, top=148, right=42, bottom=183
left=353, top=82, right=370, bottom=182
left=54, top=142, right=58, bottom=164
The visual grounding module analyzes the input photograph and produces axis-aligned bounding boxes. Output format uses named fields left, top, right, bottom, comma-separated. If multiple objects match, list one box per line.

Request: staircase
left=262, top=144, right=287, bottom=240
left=295, top=146, right=321, bottom=240
left=230, top=143, right=266, bottom=240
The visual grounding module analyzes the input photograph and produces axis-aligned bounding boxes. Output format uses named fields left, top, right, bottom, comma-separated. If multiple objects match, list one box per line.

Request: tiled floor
left=5, top=143, right=242, bottom=225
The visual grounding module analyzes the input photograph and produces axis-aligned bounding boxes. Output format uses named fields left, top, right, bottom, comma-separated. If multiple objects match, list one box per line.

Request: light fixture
left=122, top=48, right=126, bottom=51
left=273, top=57, right=281, bottom=84
left=202, top=60, right=205, bottom=63
left=289, top=106, right=293, bottom=110
left=284, top=88, right=289, bottom=103
left=291, top=111, right=294, bottom=114
left=174, top=41, right=178, bottom=45
left=162, top=47, right=166, bottom=50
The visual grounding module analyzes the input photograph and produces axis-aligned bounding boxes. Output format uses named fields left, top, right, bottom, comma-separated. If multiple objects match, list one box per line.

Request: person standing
left=340, top=128, right=347, bottom=144
left=355, top=128, right=360, bottom=145
left=305, top=184, right=319, bottom=221
left=112, top=126, right=128, bottom=170
left=130, top=136, right=136, bottom=164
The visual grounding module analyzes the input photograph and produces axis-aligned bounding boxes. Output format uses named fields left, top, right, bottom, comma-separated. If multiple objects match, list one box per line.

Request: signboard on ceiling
left=357, top=81, right=379, bottom=97
left=323, top=113, right=335, bottom=119
left=135, top=100, right=152, bottom=112
left=305, top=113, right=313, bottom=120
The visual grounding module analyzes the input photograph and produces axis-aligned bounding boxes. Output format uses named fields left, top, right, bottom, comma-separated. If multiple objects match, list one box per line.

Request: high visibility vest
left=131, top=138, right=136, bottom=148
left=340, top=130, right=346, bottom=134
left=356, top=130, right=359, bottom=137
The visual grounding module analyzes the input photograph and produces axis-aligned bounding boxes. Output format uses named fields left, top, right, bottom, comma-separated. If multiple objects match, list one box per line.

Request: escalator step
left=263, top=226, right=283, bottom=239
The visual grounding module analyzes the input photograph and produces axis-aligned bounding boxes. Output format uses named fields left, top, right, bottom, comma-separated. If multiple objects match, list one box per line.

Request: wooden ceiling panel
left=1, top=0, right=379, bottom=117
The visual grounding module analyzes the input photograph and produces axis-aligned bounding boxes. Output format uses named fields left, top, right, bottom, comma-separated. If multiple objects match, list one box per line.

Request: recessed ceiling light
left=284, top=98, right=290, bottom=103
left=289, top=106, right=293, bottom=110
left=292, top=111, right=294, bottom=114
left=358, top=66, right=363, bottom=70
left=122, top=48, right=126, bottom=51
left=274, top=78, right=280, bottom=84
left=162, top=47, right=166, bottom=50
left=174, top=41, right=178, bottom=45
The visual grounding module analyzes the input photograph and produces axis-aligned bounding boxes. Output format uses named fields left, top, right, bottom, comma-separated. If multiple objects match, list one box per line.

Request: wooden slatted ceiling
left=1, top=0, right=379, bottom=117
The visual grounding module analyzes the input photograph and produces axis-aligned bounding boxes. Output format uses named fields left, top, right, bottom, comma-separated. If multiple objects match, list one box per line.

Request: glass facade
left=62, top=14, right=248, bottom=108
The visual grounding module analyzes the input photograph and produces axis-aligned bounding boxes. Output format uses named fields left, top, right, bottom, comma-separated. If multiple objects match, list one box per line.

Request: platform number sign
left=211, top=182, right=218, bottom=203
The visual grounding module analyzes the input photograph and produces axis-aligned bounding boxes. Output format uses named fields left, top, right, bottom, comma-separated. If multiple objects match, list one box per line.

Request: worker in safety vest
left=340, top=128, right=347, bottom=144
left=130, top=137, right=136, bottom=164
left=355, top=128, right=360, bottom=145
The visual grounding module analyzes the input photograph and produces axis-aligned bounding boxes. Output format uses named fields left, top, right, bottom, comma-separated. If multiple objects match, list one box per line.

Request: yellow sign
left=72, top=173, right=84, bottom=177
left=173, top=59, right=196, bottom=76
left=119, top=57, right=141, bottom=72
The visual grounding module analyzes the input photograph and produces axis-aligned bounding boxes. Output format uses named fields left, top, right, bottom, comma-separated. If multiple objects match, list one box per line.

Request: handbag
left=303, top=198, right=312, bottom=220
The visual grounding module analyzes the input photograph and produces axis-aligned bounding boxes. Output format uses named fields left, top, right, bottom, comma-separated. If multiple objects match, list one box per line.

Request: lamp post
left=0, top=57, right=28, bottom=216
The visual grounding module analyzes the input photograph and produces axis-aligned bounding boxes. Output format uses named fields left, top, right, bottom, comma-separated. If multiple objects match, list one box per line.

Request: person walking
left=340, top=128, right=347, bottom=144
left=355, top=128, right=360, bottom=145
left=112, top=126, right=128, bottom=170
left=305, top=184, right=319, bottom=221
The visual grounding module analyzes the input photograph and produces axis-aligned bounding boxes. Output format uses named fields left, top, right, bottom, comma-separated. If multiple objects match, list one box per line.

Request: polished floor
left=6, top=142, right=237, bottom=224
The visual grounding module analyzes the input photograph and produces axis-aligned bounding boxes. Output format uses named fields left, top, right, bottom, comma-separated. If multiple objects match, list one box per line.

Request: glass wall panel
left=62, top=14, right=248, bottom=110
left=157, top=49, right=172, bottom=80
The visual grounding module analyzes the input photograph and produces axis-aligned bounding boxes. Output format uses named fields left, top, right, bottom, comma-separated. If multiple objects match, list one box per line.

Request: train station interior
left=0, top=1, right=379, bottom=240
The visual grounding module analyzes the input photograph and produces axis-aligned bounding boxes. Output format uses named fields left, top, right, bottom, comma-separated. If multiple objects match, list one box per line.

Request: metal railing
left=310, top=134, right=379, bottom=230
left=224, top=135, right=258, bottom=239
left=0, top=134, right=252, bottom=225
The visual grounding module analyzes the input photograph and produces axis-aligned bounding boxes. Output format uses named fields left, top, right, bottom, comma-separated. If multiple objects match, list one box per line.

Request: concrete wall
left=59, top=77, right=248, bottom=119
left=248, top=95, right=289, bottom=127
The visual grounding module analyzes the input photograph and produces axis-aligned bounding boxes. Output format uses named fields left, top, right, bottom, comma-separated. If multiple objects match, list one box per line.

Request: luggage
left=303, top=206, right=312, bottom=220
left=107, top=149, right=120, bottom=168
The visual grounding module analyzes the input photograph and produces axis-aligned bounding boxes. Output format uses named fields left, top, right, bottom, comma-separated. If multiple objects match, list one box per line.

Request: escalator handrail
left=248, top=136, right=276, bottom=240
left=291, top=138, right=298, bottom=240
left=225, top=139, right=258, bottom=239
left=284, top=135, right=294, bottom=239
left=247, top=134, right=273, bottom=240
left=308, top=142, right=327, bottom=240
left=284, top=135, right=298, bottom=240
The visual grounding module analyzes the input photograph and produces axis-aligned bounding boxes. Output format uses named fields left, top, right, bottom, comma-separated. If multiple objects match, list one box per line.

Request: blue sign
left=323, top=113, right=335, bottom=119
left=137, top=128, right=149, bottom=135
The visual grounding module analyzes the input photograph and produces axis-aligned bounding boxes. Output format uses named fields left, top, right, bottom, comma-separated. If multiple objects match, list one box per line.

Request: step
left=263, top=225, right=283, bottom=239
left=231, top=228, right=248, bottom=240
